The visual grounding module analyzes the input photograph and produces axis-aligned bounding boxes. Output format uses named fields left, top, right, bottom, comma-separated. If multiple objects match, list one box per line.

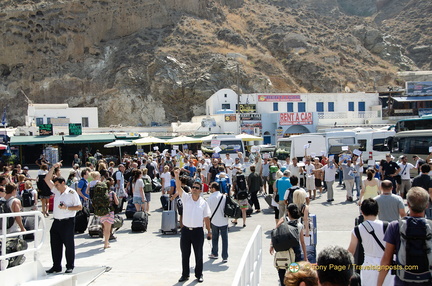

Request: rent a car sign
left=279, top=112, right=313, bottom=125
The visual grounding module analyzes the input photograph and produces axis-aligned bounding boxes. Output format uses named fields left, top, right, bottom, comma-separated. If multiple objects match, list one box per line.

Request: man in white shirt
left=175, top=169, right=211, bottom=283
left=303, top=158, right=315, bottom=200
left=44, top=162, right=82, bottom=274
left=207, top=182, right=228, bottom=263
left=322, top=158, right=338, bottom=202
left=223, top=154, right=234, bottom=180
left=398, top=155, right=415, bottom=198
left=242, top=156, right=252, bottom=178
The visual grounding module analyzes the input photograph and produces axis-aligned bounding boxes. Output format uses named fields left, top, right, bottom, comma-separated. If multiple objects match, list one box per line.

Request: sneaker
left=65, top=268, right=73, bottom=274
left=222, top=259, right=228, bottom=263
left=208, top=254, right=218, bottom=259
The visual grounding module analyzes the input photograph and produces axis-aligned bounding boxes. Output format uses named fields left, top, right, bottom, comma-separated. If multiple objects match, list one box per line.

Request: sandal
left=231, top=220, right=237, bottom=225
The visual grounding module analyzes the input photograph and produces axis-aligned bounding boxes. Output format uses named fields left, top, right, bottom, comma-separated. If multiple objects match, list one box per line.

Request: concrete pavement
left=27, top=168, right=360, bottom=285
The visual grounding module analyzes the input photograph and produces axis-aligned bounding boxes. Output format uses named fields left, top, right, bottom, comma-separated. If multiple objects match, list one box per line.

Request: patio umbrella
left=166, top=136, right=202, bottom=145
left=132, top=137, right=167, bottom=145
left=235, top=134, right=264, bottom=141
left=104, top=140, right=133, bottom=162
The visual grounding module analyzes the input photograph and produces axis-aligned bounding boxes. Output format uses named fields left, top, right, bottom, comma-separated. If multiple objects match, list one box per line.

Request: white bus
left=389, top=130, right=432, bottom=177
left=200, top=135, right=245, bottom=159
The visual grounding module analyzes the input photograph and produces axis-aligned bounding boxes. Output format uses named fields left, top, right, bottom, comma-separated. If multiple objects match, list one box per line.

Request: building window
left=287, top=102, right=293, bottom=112
left=36, top=118, right=43, bottom=126
left=47, top=118, right=51, bottom=124
left=221, top=103, right=230, bottom=110
left=358, top=101, right=365, bottom=112
left=298, top=102, right=305, bottom=112
left=328, top=102, right=334, bottom=112
left=82, top=117, right=89, bottom=127
left=273, top=102, right=278, bottom=111
left=316, top=102, right=324, bottom=112
left=348, top=102, right=354, bottom=111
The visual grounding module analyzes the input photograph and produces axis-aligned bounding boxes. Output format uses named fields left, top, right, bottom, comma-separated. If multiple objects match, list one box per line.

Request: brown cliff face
left=0, top=0, right=430, bottom=126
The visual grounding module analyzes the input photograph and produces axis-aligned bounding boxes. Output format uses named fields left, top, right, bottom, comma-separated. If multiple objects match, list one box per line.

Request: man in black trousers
left=175, top=169, right=211, bottom=283
left=247, top=165, right=262, bottom=212
left=45, top=161, right=82, bottom=274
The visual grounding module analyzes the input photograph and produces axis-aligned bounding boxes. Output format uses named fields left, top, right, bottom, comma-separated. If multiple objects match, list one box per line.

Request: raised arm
left=44, top=161, right=62, bottom=190
left=174, top=169, right=183, bottom=197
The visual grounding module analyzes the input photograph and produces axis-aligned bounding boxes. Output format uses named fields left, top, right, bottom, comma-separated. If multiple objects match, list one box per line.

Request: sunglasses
left=191, top=186, right=200, bottom=190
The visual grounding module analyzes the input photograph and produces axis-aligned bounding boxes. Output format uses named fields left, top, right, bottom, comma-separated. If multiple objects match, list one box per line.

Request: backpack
left=235, top=174, right=247, bottom=191
left=21, top=189, right=34, bottom=208
left=286, top=186, right=300, bottom=205
left=396, top=217, right=432, bottom=283
left=0, top=198, right=15, bottom=230
left=224, top=195, right=241, bottom=218
left=271, top=219, right=300, bottom=252
left=216, top=177, right=230, bottom=195
left=269, top=165, right=279, bottom=183
left=92, top=182, right=111, bottom=217
left=236, top=190, right=249, bottom=200
left=143, top=177, right=153, bottom=193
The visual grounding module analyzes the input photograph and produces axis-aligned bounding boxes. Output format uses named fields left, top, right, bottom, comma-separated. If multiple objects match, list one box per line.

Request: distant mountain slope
left=0, top=0, right=430, bottom=126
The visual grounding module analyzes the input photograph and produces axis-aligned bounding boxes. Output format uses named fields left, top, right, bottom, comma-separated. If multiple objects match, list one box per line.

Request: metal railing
left=232, top=225, right=262, bottom=286
left=0, top=211, right=46, bottom=268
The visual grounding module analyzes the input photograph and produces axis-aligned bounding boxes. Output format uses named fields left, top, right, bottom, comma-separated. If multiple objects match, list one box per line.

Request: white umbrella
left=235, top=134, right=264, bottom=141
left=132, top=137, right=167, bottom=145
left=166, top=136, right=202, bottom=145
left=104, top=140, right=133, bottom=162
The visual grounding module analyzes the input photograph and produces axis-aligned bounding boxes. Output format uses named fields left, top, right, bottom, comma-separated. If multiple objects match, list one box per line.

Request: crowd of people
left=2, top=148, right=432, bottom=285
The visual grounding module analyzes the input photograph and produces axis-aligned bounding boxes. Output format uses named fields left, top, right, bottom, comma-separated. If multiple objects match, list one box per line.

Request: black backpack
left=224, top=195, right=241, bottom=218
left=286, top=186, right=300, bottom=205
left=396, top=217, right=432, bottom=283
left=21, top=189, right=34, bottom=208
left=235, top=174, right=247, bottom=191
left=271, top=219, right=300, bottom=252
left=0, top=198, right=15, bottom=230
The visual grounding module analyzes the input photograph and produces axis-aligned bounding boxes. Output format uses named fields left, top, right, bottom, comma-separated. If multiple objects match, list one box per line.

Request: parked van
left=201, top=135, right=245, bottom=159
left=356, top=129, right=395, bottom=165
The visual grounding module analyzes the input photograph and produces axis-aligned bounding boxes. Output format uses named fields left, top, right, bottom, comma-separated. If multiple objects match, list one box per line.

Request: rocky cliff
left=0, top=0, right=430, bottom=126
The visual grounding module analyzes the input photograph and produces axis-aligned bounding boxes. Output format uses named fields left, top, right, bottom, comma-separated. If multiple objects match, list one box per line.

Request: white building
left=202, top=88, right=383, bottom=144
left=26, top=104, right=99, bottom=129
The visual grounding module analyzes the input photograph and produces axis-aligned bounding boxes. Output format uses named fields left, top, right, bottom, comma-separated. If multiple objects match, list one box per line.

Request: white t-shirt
left=207, top=191, right=228, bottom=227
left=133, top=179, right=145, bottom=198
left=160, top=172, right=171, bottom=188
left=322, top=164, right=337, bottom=182
left=288, top=164, right=301, bottom=178
left=398, top=162, right=415, bottom=180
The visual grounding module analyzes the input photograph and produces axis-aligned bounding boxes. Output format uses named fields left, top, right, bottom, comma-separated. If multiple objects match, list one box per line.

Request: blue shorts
left=133, top=196, right=146, bottom=205
left=145, top=192, right=151, bottom=202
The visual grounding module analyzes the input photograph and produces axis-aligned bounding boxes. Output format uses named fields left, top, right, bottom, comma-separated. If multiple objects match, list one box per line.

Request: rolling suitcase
left=48, top=195, right=54, bottom=212
left=125, top=199, right=136, bottom=219
left=88, top=215, right=103, bottom=237
left=74, top=206, right=90, bottom=234
left=161, top=201, right=177, bottom=234
left=131, top=211, right=148, bottom=232
left=264, top=194, right=273, bottom=208
left=160, top=195, right=169, bottom=210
